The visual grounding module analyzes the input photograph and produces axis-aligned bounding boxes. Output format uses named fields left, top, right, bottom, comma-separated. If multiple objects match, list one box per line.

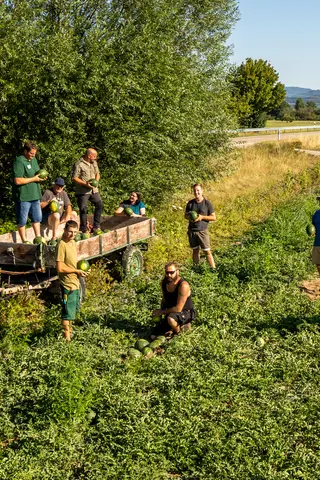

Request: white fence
left=234, top=125, right=320, bottom=140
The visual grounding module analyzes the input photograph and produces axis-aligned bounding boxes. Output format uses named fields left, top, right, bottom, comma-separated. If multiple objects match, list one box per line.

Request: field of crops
left=2, top=146, right=320, bottom=479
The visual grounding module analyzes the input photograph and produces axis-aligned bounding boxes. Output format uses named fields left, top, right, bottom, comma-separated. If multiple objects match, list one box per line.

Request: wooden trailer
left=0, top=215, right=156, bottom=297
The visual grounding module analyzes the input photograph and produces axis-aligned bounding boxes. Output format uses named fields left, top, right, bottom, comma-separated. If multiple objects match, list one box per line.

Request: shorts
left=188, top=229, right=211, bottom=251
left=60, top=288, right=80, bottom=320
left=168, top=309, right=196, bottom=326
left=16, top=200, right=42, bottom=226
left=152, top=309, right=197, bottom=336
left=312, top=246, right=320, bottom=264
left=41, top=211, right=61, bottom=225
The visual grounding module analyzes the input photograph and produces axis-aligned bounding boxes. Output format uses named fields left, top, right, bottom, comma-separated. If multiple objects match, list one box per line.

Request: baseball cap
left=54, top=177, right=65, bottom=186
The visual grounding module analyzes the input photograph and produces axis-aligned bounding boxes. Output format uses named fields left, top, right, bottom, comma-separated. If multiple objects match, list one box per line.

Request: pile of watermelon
left=127, top=335, right=167, bottom=360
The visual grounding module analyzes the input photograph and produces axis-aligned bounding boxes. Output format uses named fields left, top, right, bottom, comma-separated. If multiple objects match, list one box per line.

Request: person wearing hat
left=40, top=177, right=77, bottom=240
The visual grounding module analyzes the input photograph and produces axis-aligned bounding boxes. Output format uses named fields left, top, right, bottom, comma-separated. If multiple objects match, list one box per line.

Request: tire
left=122, top=246, right=143, bottom=277
left=79, top=276, right=86, bottom=303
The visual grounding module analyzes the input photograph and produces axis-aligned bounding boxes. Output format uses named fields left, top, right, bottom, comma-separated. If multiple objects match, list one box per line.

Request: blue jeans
left=16, top=200, right=42, bottom=226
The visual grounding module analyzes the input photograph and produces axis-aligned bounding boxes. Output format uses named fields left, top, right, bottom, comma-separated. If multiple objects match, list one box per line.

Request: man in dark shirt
left=40, top=177, right=77, bottom=241
left=151, top=261, right=196, bottom=338
left=185, top=183, right=216, bottom=269
left=312, top=206, right=320, bottom=275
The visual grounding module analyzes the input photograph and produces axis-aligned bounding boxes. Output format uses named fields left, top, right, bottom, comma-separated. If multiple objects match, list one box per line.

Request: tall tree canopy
left=0, top=0, right=239, bottom=214
left=229, top=58, right=286, bottom=128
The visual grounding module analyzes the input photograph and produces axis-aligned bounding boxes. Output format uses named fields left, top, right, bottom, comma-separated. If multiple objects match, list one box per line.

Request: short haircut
left=86, top=148, right=97, bottom=156
left=23, top=141, right=38, bottom=152
left=193, top=183, right=202, bottom=189
left=65, top=220, right=78, bottom=230
left=165, top=261, right=179, bottom=271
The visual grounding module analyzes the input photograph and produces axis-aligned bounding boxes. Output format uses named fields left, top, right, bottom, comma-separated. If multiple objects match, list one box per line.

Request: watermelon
left=103, top=229, right=110, bottom=233
left=81, top=232, right=91, bottom=240
left=37, top=169, right=49, bottom=179
left=306, top=224, right=316, bottom=236
left=256, top=337, right=265, bottom=348
left=48, top=239, right=57, bottom=246
left=89, top=179, right=99, bottom=187
left=74, top=233, right=82, bottom=242
left=134, top=339, right=149, bottom=351
left=152, top=315, right=162, bottom=322
left=124, top=207, right=134, bottom=217
left=128, top=348, right=142, bottom=359
left=189, top=210, right=198, bottom=221
left=156, top=336, right=166, bottom=345
left=142, top=346, right=153, bottom=358
left=149, top=339, right=163, bottom=350
left=49, top=200, right=59, bottom=213
left=23, top=240, right=32, bottom=244
left=33, top=236, right=47, bottom=245
left=93, top=229, right=103, bottom=236
left=77, top=259, right=90, bottom=272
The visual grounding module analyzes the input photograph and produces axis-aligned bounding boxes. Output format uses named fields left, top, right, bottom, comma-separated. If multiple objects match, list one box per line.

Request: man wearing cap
left=40, top=178, right=76, bottom=241
left=72, top=148, right=103, bottom=233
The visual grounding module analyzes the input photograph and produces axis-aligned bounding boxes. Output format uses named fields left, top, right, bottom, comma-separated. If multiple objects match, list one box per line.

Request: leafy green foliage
left=229, top=58, right=286, bottom=128
left=0, top=0, right=239, bottom=218
left=2, top=190, right=320, bottom=478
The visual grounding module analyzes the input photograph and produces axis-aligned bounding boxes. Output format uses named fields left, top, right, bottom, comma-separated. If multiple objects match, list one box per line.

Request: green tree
left=229, top=58, right=286, bottom=128
left=270, top=101, right=295, bottom=122
left=0, top=0, right=239, bottom=216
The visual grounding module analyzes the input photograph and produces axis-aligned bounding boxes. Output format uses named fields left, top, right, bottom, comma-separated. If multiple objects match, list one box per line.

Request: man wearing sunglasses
left=151, top=261, right=196, bottom=338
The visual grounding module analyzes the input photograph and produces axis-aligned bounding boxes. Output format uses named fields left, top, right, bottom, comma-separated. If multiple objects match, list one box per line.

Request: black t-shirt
left=186, top=198, right=214, bottom=231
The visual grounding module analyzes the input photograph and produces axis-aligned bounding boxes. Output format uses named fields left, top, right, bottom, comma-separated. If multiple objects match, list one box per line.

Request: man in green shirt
left=13, top=142, right=47, bottom=242
left=56, top=220, right=89, bottom=342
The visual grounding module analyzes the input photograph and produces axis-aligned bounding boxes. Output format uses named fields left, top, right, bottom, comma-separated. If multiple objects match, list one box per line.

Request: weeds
left=2, top=147, right=320, bottom=478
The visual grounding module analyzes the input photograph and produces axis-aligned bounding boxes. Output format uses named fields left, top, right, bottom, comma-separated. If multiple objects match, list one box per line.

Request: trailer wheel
left=122, top=246, right=143, bottom=277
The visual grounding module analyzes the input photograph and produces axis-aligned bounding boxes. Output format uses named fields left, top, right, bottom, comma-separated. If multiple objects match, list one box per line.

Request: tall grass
left=146, top=142, right=320, bottom=269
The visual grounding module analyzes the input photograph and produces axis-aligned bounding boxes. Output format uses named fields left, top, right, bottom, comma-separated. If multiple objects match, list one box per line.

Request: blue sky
left=229, top=0, right=320, bottom=89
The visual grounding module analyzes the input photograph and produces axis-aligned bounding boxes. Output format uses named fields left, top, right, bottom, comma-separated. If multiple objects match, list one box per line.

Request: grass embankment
left=146, top=141, right=320, bottom=269
left=2, top=143, right=320, bottom=478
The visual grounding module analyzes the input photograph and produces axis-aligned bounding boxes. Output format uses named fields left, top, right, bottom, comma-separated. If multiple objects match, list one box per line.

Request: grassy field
left=2, top=142, right=320, bottom=479
left=266, top=120, right=320, bottom=128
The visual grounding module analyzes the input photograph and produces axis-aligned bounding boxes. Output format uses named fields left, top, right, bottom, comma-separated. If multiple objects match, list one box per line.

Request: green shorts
left=61, top=288, right=80, bottom=320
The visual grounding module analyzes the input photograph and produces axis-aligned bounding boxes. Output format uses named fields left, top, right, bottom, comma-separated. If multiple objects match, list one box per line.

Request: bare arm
left=60, top=205, right=72, bottom=223
left=194, top=212, right=216, bottom=223
left=14, top=175, right=45, bottom=186
left=56, top=261, right=88, bottom=277
left=72, top=176, right=90, bottom=187
left=114, top=206, right=125, bottom=215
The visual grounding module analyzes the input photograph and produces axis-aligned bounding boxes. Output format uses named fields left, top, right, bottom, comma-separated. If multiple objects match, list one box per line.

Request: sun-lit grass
left=266, top=120, right=320, bottom=128
left=145, top=142, right=320, bottom=268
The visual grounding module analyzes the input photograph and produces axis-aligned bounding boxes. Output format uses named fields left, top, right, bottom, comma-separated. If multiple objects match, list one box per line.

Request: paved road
left=232, top=129, right=320, bottom=147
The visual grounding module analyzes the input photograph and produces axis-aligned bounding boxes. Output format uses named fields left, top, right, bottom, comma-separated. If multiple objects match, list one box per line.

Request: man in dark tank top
left=151, top=261, right=197, bottom=338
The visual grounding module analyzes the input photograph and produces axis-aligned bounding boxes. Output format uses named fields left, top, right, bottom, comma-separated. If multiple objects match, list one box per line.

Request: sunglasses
left=165, top=270, right=176, bottom=275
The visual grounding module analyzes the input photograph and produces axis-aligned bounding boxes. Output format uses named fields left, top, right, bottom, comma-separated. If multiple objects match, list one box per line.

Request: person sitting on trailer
left=40, top=177, right=77, bottom=241
left=114, top=191, right=146, bottom=217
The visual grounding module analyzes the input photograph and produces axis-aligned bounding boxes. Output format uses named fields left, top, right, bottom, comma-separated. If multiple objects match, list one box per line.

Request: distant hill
left=286, top=86, right=320, bottom=106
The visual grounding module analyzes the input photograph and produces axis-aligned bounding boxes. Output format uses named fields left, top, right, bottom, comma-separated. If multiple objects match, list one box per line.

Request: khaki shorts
left=188, top=230, right=211, bottom=251
left=312, top=246, right=320, bottom=264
